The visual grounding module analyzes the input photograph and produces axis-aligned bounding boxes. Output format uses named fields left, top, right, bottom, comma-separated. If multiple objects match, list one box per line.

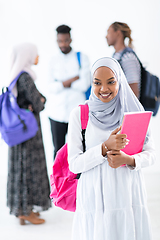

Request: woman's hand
left=107, top=150, right=135, bottom=169
left=28, top=104, right=33, bottom=112
left=41, top=97, right=45, bottom=103
left=104, top=126, right=129, bottom=151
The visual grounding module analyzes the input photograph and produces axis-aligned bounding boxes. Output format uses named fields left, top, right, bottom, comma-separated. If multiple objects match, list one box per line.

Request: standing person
left=68, top=57, right=155, bottom=240
left=106, top=21, right=141, bottom=98
left=46, top=24, right=90, bottom=159
left=7, top=43, right=51, bottom=225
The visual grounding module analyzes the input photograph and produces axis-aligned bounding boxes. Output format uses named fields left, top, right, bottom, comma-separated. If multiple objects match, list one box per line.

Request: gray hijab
left=86, top=57, right=144, bottom=131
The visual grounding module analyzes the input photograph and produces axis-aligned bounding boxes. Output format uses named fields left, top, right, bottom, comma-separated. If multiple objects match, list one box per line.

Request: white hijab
left=7, top=42, right=38, bottom=96
left=86, top=57, right=144, bottom=131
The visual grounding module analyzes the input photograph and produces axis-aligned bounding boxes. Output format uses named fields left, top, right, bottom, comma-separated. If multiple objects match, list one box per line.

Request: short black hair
left=56, top=25, right=71, bottom=34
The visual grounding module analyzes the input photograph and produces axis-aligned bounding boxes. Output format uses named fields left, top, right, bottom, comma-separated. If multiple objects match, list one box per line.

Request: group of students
left=47, top=22, right=141, bottom=159
left=6, top=21, right=155, bottom=240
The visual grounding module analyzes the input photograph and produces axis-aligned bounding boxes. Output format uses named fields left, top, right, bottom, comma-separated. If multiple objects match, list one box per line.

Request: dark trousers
left=49, top=118, right=68, bottom=160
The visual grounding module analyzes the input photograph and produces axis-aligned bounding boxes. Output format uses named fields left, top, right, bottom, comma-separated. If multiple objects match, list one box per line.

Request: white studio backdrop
left=0, top=0, right=160, bottom=172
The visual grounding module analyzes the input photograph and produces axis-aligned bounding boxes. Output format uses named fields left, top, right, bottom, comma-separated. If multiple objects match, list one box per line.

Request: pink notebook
left=120, top=111, right=152, bottom=155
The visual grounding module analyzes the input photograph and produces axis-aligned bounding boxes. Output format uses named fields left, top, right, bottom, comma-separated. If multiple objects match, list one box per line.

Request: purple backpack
left=0, top=71, right=38, bottom=147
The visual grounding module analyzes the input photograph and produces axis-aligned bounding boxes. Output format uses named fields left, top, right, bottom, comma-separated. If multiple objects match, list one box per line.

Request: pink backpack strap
left=79, top=104, right=89, bottom=130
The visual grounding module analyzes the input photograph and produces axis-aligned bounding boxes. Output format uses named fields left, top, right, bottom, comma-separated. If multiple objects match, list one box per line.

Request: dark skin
left=57, top=33, right=79, bottom=88
left=93, top=66, right=135, bottom=168
left=106, top=26, right=139, bottom=98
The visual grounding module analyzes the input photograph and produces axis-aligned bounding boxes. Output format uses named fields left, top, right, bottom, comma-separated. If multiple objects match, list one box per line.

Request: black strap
left=118, top=47, right=145, bottom=101
left=75, top=129, right=86, bottom=179
left=17, top=115, right=27, bottom=131
left=118, top=47, right=143, bottom=69
left=81, top=129, right=86, bottom=152
left=2, top=87, right=8, bottom=94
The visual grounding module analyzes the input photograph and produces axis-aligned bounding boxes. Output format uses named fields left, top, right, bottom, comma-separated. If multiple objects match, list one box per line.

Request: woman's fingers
left=28, top=104, right=33, bottom=112
left=107, top=150, right=119, bottom=155
left=111, top=126, right=121, bottom=135
left=115, top=134, right=129, bottom=149
left=106, top=127, right=129, bottom=151
left=116, top=133, right=127, bottom=140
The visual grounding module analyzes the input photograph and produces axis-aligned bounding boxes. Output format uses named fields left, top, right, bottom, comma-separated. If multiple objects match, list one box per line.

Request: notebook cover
left=120, top=111, right=152, bottom=155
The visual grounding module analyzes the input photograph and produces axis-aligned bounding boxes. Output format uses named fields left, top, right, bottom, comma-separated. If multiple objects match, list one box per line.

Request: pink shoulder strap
left=79, top=104, right=89, bottom=130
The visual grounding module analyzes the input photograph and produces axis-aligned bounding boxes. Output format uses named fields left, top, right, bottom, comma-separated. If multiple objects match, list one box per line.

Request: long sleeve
left=17, top=73, right=45, bottom=114
left=47, top=52, right=90, bottom=95
left=71, top=54, right=91, bottom=92
left=68, top=107, right=106, bottom=174
left=47, top=57, right=64, bottom=95
left=46, top=50, right=90, bottom=122
left=130, top=129, right=156, bottom=170
left=68, top=107, right=156, bottom=174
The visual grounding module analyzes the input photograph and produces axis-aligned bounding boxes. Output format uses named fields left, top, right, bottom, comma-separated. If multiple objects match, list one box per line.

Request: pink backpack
left=50, top=104, right=89, bottom=212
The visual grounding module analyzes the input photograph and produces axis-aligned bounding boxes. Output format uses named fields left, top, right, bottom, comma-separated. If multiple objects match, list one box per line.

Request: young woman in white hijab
left=7, top=43, right=51, bottom=225
left=68, top=57, right=155, bottom=240
left=7, top=43, right=38, bottom=96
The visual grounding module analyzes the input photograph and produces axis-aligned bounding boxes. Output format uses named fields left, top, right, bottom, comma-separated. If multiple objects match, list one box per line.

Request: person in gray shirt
left=106, top=22, right=141, bottom=99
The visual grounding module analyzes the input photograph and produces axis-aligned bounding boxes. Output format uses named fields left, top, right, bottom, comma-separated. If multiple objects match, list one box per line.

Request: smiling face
left=92, top=66, right=119, bottom=103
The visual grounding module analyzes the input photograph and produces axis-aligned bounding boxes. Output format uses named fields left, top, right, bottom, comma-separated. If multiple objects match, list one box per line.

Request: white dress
left=68, top=107, right=156, bottom=240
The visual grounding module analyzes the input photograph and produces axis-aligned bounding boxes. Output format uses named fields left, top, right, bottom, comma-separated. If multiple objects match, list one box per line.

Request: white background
left=0, top=0, right=160, bottom=239
left=0, top=0, right=160, bottom=171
